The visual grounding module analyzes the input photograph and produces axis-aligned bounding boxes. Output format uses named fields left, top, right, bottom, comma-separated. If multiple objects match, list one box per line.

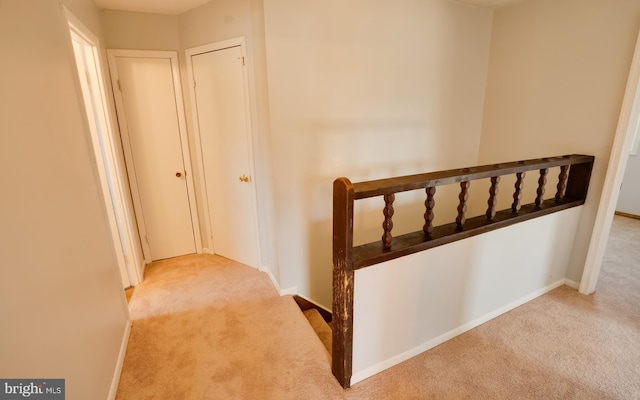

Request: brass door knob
left=239, top=174, right=250, bottom=183
left=176, top=172, right=182, bottom=178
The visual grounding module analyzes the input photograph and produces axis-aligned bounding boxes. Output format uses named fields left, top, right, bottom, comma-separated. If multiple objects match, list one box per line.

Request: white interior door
left=109, top=52, right=199, bottom=262
left=189, top=43, right=261, bottom=268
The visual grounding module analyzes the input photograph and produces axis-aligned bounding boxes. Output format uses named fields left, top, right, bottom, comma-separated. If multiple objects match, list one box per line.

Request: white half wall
left=352, top=207, right=582, bottom=383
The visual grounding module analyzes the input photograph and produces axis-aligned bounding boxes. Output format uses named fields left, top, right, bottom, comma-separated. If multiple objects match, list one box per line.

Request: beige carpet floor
left=117, top=216, right=640, bottom=399
left=116, top=255, right=344, bottom=399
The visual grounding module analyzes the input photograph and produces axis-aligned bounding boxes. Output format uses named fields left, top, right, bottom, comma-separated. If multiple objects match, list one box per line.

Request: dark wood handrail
left=332, top=154, right=594, bottom=388
left=351, top=155, right=593, bottom=198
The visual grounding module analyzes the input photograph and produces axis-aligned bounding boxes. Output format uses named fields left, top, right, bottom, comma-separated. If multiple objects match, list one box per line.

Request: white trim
left=187, top=37, right=243, bottom=56
left=107, top=49, right=202, bottom=260
left=139, top=261, right=147, bottom=284
left=106, top=51, right=150, bottom=261
left=279, top=286, right=299, bottom=296
left=630, top=121, right=640, bottom=156
left=351, top=278, right=567, bottom=385
left=185, top=37, right=263, bottom=268
left=169, top=52, right=203, bottom=254
left=259, top=265, right=280, bottom=293
left=563, top=278, right=580, bottom=290
left=108, top=320, right=132, bottom=400
left=579, top=29, right=640, bottom=295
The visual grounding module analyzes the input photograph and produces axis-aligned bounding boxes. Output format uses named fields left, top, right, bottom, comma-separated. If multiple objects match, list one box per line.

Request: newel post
left=332, top=178, right=355, bottom=389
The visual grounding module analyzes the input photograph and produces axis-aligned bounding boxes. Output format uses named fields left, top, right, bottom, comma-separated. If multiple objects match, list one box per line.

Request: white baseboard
left=137, top=260, right=146, bottom=285
left=351, top=278, right=567, bottom=385
left=108, top=320, right=132, bottom=400
left=259, top=265, right=280, bottom=293
left=563, top=278, right=580, bottom=289
left=279, top=285, right=298, bottom=296
left=202, top=247, right=213, bottom=254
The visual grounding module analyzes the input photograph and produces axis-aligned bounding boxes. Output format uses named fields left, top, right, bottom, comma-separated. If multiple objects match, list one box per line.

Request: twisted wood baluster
left=456, top=181, right=470, bottom=231
left=382, top=193, right=395, bottom=249
left=555, top=165, right=569, bottom=202
left=535, top=168, right=549, bottom=208
left=512, top=172, right=526, bottom=213
left=423, top=186, right=436, bottom=237
left=486, top=176, right=500, bottom=221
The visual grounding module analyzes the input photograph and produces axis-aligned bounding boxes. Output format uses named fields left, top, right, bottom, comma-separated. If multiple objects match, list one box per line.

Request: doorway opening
left=580, top=29, right=640, bottom=294
left=63, top=7, right=143, bottom=288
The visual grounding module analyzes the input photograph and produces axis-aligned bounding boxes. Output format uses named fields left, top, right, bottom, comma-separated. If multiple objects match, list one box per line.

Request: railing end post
left=565, top=157, right=595, bottom=201
left=332, top=177, right=355, bottom=389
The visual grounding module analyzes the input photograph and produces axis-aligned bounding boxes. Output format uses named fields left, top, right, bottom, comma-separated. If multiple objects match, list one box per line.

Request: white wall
left=263, top=0, right=494, bottom=306
left=352, top=207, right=582, bottom=383
left=0, top=0, right=129, bottom=399
left=617, top=154, right=640, bottom=215
left=478, top=0, right=640, bottom=282
left=101, top=9, right=181, bottom=50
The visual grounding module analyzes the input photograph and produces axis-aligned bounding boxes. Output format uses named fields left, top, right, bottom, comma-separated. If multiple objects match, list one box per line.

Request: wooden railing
left=331, top=154, right=594, bottom=388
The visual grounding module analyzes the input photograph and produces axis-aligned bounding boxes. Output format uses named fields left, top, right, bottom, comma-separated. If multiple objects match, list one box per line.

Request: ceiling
left=94, top=0, right=528, bottom=16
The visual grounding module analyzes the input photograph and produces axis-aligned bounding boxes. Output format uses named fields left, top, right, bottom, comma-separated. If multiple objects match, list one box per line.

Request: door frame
left=185, top=37, right=262, bottom=266
left=107, top=49, right=203, bottom=262
left=62, top=7, right=143, bottom=287
left=580, top=29, right=640, bottom=294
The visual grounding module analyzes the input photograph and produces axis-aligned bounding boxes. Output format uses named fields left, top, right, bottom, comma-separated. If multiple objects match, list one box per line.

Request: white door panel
left=191, top=44, right=260, bottom=268
left=111, top=55, right=197, bottom=261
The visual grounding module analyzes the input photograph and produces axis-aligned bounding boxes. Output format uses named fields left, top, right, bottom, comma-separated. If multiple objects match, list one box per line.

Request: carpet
left=116, top=254, right=344, bottom=399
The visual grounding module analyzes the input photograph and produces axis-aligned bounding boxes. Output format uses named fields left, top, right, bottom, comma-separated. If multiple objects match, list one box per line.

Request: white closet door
left=191, top=45, right=260, bottom=268
left=112, top=55, right=197, bottom=261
